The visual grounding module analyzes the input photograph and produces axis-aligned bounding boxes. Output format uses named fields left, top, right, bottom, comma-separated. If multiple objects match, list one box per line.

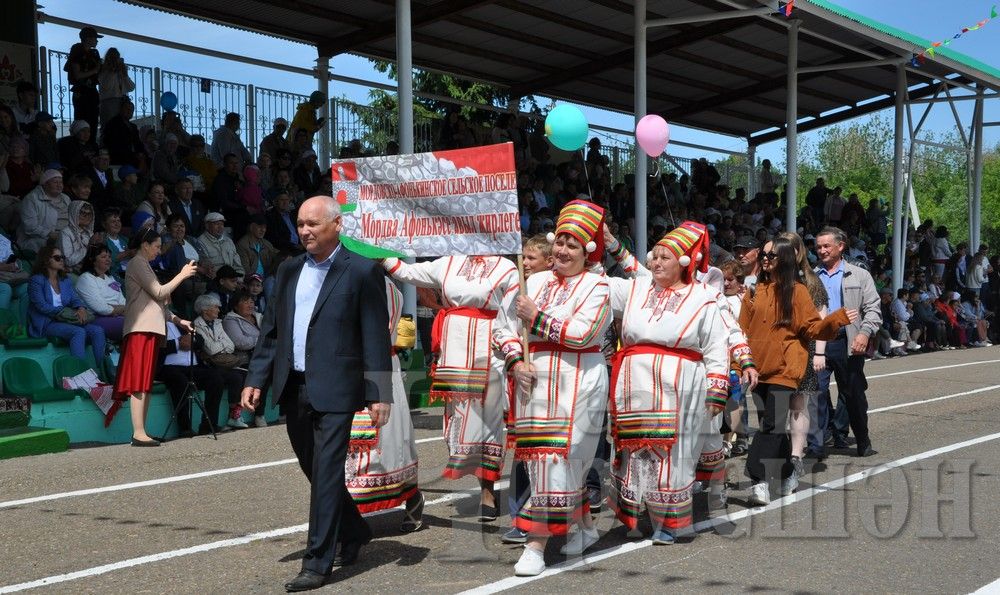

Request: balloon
left=635, top=114, right=670, bottom=157
left=544, top=104, right=589, bottom=151
left=160, top=92, right=178, bottom=112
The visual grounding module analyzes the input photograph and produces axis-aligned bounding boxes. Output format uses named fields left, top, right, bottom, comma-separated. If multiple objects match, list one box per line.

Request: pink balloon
left=635, top=114, right=670, bottom=157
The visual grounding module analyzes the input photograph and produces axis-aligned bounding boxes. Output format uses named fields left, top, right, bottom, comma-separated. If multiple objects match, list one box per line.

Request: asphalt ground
left=2, top=347, right=1000, bottom=594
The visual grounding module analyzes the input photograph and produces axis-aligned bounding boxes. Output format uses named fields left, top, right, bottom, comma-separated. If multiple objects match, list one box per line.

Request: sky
left=34, top=0, right=1000, bottom=167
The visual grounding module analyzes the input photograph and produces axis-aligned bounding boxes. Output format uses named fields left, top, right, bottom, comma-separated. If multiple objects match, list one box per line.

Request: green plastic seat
left=52, top=355, right=95, bottom=399
left=103, top=354, right=164, bottom=395
left=0, top=309, right=48, bottom=349
left=2, top=357, right=78, bottom=403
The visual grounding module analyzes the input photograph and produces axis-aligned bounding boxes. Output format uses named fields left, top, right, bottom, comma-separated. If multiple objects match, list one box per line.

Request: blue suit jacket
left=27, top=274, right=85, bottom=337
left=245, top=245, right=392, bottom=412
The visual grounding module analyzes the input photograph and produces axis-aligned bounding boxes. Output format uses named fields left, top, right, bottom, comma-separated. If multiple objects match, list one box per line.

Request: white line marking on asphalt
left=0, top=435, right=445, bottom=510
left=970, top=577, right=1000, bottom=594
left=0, top=480, right=508, bottom=594
left=869, top=385, right=1000, bottom=413
left=456, top=429, right=1000, bottom=595
left=831, top=357, right=1000, bottom=386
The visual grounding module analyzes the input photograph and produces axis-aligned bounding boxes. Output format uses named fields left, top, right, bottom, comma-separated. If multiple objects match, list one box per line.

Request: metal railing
left=159, top=69, right=249, bottom=148
left=330, top=98, right=436, bottom=156
left=44, top=49, right=156, bottom=127
left=254, top=86, right=309, bottom=153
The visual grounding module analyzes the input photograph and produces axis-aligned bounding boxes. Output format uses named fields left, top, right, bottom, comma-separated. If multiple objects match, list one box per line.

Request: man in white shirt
left=11, top=81, right=40, bottom=131
left=158, top=320, right=226, bottom=437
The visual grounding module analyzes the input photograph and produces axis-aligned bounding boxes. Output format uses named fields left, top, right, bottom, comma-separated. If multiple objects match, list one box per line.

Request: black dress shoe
left=284, top=569, right=328, bottom=592
left=857, top=444, right=878, bottom=457
left=332, top=540, right=365, bottom=567
left=130, top=437, right=160, bottom=447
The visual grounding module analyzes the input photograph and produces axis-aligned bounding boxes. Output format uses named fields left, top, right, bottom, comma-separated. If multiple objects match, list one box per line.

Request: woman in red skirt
left=111, top=226, right=197, bottom=446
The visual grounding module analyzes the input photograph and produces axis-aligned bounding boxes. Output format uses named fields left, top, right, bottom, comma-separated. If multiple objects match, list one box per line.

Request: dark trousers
left=746, top=383, right=794, bottom=492
left=161, top=365, right=223, bottom=432
left=72, top=86, right=100, bottom=134
left=508, top=461, right=531, bottom=521
left=813, top=337, right=871, bottom=454
left=284, top=380, right=369, bottom=575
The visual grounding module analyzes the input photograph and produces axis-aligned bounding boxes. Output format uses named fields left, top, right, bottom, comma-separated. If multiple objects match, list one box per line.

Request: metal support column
left=634, top=0, right=648, bottom=259
left=746, top=143, right=756, bottom=198
left=317, top=56, right=331, bottom=168
left=971, top=86, right=984, bottom=252
left=153, top=67, right=162, bottom=124
left=246, top=84, right=257, bottom=160
left=397, top=0, right=417, bottom=317
left=891, top=66, right=906, bottom=293
left=784, top=20, right=798, bottom=232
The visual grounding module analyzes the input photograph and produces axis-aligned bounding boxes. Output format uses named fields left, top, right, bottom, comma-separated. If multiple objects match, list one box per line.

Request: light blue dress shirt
left=292, top=244, right=341, bottom=371
left=818, top=259, right=845, bottom=312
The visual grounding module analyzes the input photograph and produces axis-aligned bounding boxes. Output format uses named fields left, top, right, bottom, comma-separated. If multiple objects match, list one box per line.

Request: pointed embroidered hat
left=652, top=220, right=710, bottom=280
left=547, top=199, right=605, bottom=264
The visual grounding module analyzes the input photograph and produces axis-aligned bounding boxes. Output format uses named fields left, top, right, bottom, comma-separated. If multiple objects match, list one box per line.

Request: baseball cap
left=117, top=164, right=138, bottom=181
left=733, top=234, right=759, bottom=249
left=273, top=117, right=288, bottom=127
left=204, top=212, right=226, bottom=223
left=216, top=265, right=240, bottom=280
left=79, top=26, right=103, bottom=40
left=34, top=111, right=54, bottom=124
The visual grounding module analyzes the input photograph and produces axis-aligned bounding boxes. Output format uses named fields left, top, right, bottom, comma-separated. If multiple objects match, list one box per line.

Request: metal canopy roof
left=121, top=0, right=1000, bottom=145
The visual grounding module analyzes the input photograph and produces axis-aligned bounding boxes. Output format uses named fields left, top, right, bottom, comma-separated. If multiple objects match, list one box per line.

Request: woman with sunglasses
left=740, top=235, right=857, bottom=505
left=27, top=244, right=107, bottom=364
left=107, top=226, right=197, bottom=446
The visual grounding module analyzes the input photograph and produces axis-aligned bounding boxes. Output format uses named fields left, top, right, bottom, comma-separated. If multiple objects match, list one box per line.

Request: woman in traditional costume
left=345, top=275, right=424, bottom=531
left=598, top=222, right=731, bottom=544
left=493, top=199, right=611, bottom=576
left=383, top=252, right=518, bottom=520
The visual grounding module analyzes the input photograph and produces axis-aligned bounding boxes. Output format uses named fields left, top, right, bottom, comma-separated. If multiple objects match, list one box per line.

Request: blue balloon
left=160, top=92, right=178, bottom=112
left=544, top=104, right=589, bottom=151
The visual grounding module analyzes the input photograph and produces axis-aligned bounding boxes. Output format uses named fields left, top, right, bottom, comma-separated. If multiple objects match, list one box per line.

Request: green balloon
left=544, top=104, right=589, bottom=151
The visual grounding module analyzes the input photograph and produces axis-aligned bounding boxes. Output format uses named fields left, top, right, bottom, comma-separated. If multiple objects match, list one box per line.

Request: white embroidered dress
left=385, top=255, right=518, bottom=481
left=346, top=279, right=420, bottom=512
left=493, top=270, right=610, bottom=535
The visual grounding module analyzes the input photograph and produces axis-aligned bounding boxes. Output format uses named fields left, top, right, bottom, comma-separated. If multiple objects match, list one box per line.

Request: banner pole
left=516, top=254, right=530, bottom=359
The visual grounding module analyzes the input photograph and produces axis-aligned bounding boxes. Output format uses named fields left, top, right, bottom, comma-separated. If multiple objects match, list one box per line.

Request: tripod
left=161, top=330, right=218, bottom=440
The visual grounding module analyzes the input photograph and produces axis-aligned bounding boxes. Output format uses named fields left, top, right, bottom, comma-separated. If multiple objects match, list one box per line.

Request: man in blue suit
left=242, top=195, right=392, bottom=592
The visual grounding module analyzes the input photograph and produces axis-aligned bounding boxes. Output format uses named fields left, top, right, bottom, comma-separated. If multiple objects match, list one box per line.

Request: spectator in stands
left=890, top=288, right=922, bottom=351
left=192, top=292, right=248, bottom=429
left=140, top=125, right=158, bottom=166
left=75, top=244, right=126, bottom=341
left=102, top=208, right=133, bottom=277
left=266, top=167, right=298, bottom=205
left=4, top=139, right=36, bottom=199
left=109, top=164, right=140, bottom=221
left=805, top=177, right=827, bottom=224
left=210, top=112, right=250, bottom=166
left=913, top=290, right=946, bottom=351
left=60, top=201, right=102, bottom=273
left=0, top=106, right=20, bottom=157
left=11, top=81, right=40, bottom=131
left=159, top=111, right=191, bottom=157
left=158, top=319, right=226, bottom=437
left=57, top=120, right=98, bottom=174
left=259, top=117, right=289, bottom=161
left=27, top=244, right=106, bottom=363
left=209, top=265, right=241, bottom=314
left=151, top=133, right=182, bottom=185
left=132, top=181, right=171, bottom=233
left=236, top=214, right=278, bottom=293
left=97, top=47, right=134, bottom=133
left=238, top=165, right=265, bottom=216
left=169, top=177, right=206, bottom=237
left=0, top=229, right=29, bottom=314
left=950, top=242, right=969, bottom=291
left=222, top=290, right=266, bottom=427
left=209, top=153, right=242, bottom=220
left=289, top=91, right=326, bottom=146
left=183, top=134, right=216, bottom=190
left=85, top=149, right=114, bottom=212
left=27, top=112, right=58, bottom=168
left=290, top=128, right=313, bottom=162
left=246, top=273, right=266, bottom=314
left=161, top=213, right=209, bottom=317
left=256, top=152, right=274, bottom=198
left=292, top=149, right=322, bottom=197
left=733, top=233, right=761, bottom=289
left=102, top=98, right=144, bottom=169
left=65, top=173, right=92, bottom=203
left=264, top=192, right=301, bottom=254
left=963, top=292, right=992, bottom=347
left=931, top=226, right=952, bottom=279
left=66, top=26, right=102, bottom=134
left=19, top=169, right=71, bottom=252
left=0, top=151, right=22, bottom=234
left=198, top=212, right=244, bottom=277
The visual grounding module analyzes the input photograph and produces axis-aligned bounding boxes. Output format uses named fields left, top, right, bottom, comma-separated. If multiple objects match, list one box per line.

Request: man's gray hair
left=194, top=293, right=222, bottom=315
left=817, top=226, right=848, bottom=246
left=325, top=196, right=342, bottom=220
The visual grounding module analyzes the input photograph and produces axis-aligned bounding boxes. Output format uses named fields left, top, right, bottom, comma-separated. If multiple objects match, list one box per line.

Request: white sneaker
left=749, top=482, right=771, bottom=506
left=514, top=546, right=546, bottom=576
left=227, top=417, right=249, bottom=429
left=559, top=527, right=599, bottom=555
left=871, top=352, right=886, bottom=360
left=906, top=341, right=921, bottom=351
left=253, top=415, right=268, bottom=428
left=888, top=339, right=905, bottom=349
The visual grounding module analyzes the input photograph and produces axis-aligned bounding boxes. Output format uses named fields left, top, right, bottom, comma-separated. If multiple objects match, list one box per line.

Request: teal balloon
left=160, top=92, right=178, bottom=112
left=544, top=104, right=589, bottom=151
